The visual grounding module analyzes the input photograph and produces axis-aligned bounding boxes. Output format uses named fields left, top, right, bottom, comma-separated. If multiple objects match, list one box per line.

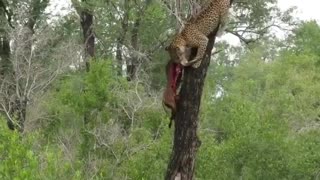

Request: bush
left=0, top=118, right=82, bottom=180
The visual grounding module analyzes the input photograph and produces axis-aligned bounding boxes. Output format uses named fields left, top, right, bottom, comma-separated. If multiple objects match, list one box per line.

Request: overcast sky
left=278, top=0, right=319, bottom=21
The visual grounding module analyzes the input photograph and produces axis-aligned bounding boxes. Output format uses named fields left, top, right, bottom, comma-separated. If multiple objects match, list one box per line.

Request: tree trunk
left=126, top=17, right=139, bottom=81
left=127, top=4, right=146, bottom=81
left=0, top=0, right=12, bottom=77
left=80, top=9, right=95, bottom=125
left=15, top=97, right=27, bottom=132
left=165, top=27, right=219, bottom=180
left=72, top=0, right=95, bottom=69
left=0, top=34, right=11, bottom=76
left=71, top=1, right=95, bottom=124
left=116, top=0, right=129, bottom=76
left=80, top=9, right=95, bottom=72
left=127, top=1, right=152, bottom=81
left=0, top=33, right=15, bottom=130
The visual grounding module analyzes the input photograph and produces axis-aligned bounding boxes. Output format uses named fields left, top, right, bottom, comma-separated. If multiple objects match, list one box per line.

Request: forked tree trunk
left=165, top=27, right=219, bottom=180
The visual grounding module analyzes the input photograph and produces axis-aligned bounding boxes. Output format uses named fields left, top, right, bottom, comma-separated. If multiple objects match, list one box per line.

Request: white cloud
left=278, top=0, right=320, bottom=22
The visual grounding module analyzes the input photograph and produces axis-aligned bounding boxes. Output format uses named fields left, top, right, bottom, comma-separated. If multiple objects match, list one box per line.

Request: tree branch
left=0, top=0, right=14, bottom=28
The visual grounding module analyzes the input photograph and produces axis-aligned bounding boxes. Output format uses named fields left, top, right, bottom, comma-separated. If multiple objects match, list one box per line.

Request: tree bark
left=0, top=35, right=11, bottom=76
left=126, top=17, right=139, bottom=81
left=165, top=27, right=219, bottom=180
left=79, top=6, right=95, bottom=125
left=71, top=0, right=95, bottom=67
left=0, top=33, right=15, bottom=130
left=0, top=0, right=12, bottom=77
left=127, top=2, right=148, bottom=81
left=15, top=97, right=27, bottom=132
left=80, top=9, right=95, bottom=72
left=116, top=0, right=129, bottom=75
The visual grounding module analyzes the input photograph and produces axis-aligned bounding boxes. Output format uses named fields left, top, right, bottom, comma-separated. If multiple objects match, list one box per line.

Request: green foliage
left=0, top=121, right=39, bottom=180
left=56, top=60, right=124, bottom=116
left=292, top=21, right=320, bottom=57
left=197, top=97, right=291, bottom=179
left=0, top=118, right=82, bottom=180
left=37, top=60, right=170, bottom=179
left=197, top=22, right=320, bottom=179
left=2, top=0, right=319, bottom=178
left=288, top=130, right=320, bottom=179
left=119, top=127, right=172, bottom=179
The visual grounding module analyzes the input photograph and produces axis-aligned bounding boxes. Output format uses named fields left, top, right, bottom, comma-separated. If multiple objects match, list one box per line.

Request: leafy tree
left=198, top=21, right=320, bottom=179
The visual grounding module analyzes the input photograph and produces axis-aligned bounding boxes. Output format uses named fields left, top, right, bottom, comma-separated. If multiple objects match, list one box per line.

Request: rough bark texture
left=165, top=27, right=219, bottom=180
left=16, top=98, right=27, bottom=132
left=80, top=9, right=95, bottom=72
left=0, top=35, right=11, bottom=76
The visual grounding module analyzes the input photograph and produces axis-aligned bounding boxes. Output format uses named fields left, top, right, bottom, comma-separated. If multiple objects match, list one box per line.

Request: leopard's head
left=165, top=44, right=188, bottom=66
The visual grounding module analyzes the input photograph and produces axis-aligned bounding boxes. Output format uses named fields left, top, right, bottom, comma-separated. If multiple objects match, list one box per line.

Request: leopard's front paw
left=180, top=58, right=189, bottom=66
left=192, top=60, right=202, bottom=68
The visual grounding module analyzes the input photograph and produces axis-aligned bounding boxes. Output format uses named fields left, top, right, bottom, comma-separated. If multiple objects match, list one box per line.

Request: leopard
left=166, top=0, right=233, bottom=68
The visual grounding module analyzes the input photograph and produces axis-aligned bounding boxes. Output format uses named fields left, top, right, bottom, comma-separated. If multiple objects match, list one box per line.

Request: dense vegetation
left=0, top=0, right=319, bottom=179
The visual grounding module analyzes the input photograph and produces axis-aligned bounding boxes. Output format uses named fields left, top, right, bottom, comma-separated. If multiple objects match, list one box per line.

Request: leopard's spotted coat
left=166, top=0, right=232, bottom=68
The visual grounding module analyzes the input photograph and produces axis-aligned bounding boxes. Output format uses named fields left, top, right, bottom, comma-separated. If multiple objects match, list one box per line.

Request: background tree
left=0, top=0, right=78, bottom=132
left=72, top=0, right=95, bottom=71
left=0, top=0, right=14, bottom=129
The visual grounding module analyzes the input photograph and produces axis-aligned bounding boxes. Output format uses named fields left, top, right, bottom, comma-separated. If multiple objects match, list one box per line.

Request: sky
left=278, top=0, right=320, bottom=21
